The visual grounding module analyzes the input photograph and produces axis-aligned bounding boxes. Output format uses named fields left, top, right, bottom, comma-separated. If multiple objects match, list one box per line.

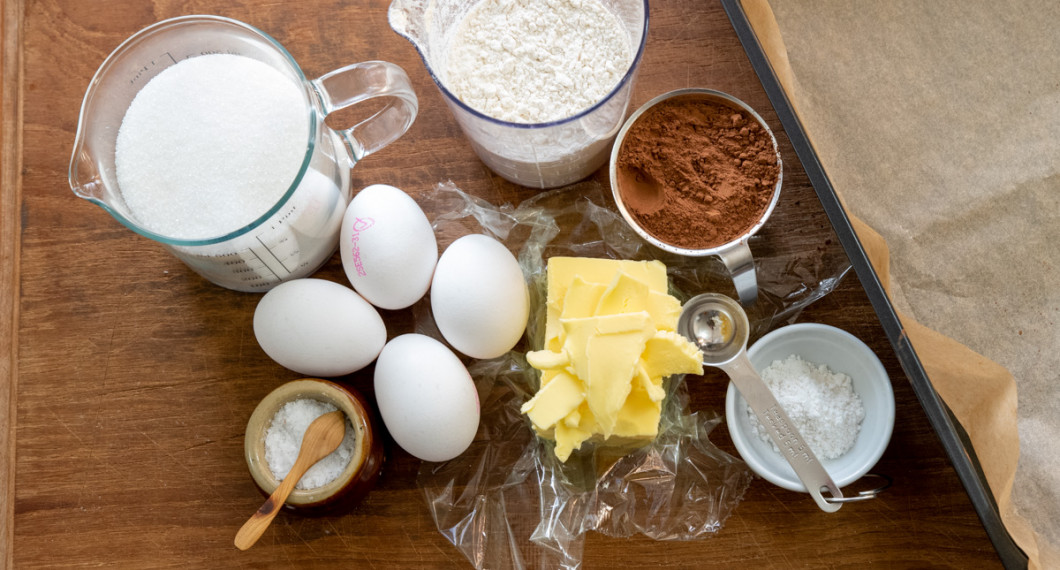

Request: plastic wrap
left=412, top=181, right=852, bottom=569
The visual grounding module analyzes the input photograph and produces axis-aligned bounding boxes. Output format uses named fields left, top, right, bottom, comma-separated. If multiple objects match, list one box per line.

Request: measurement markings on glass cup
left=128, top=52, right=177, bottom=86
left=196, top=49, right=239, bottom=57
left=252, top=208, right=306, bottom=277
left=251, top=235, right=292, bottom=276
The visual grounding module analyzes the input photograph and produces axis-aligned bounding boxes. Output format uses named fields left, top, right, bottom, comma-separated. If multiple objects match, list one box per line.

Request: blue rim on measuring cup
left=68, top=15, right=319, bottom=247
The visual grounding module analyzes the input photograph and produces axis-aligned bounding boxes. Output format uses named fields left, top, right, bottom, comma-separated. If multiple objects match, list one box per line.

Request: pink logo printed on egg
left=348, top=217, right=375, bottom=277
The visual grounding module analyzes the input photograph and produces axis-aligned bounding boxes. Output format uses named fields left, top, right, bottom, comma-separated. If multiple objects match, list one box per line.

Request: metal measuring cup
left=609, top=89, right=782, bottom=306
left=677, top=292, right=843, bottom=512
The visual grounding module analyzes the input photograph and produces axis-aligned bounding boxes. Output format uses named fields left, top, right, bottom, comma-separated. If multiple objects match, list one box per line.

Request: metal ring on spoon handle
left=823, top=473, right=892, bottom=503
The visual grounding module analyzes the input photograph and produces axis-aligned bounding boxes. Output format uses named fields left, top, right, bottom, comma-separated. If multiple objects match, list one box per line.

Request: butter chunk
left=594, top=271, right=651, bottom=316
left=524, top=257, right=704, bottom=462
left=545, top=277, right=605, bottom=351
left=647, top=291, right=682, bottom=331
left=546, top=258, right=668, bottom=303
left=634, top=366, right=667, bottom=402
left=526, top=348, right=570, bottom=371
left=562, top=277, right=607, bottom=320
left=613, top=379, right=662, bottom=438
left=544, top=258, right=668, bottom=350
left=580, top=317, right=654, bottom=436
left=520, top=370, right=583, bottom=431
left=560, top=312, right=653, bottom=381
left=553, top=420, right=593, bottom=463
left=642, top=331, right=704, bottom=378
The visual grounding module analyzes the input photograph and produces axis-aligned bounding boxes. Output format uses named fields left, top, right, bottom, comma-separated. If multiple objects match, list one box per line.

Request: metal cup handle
left=717, top=238, right=758, bottom=306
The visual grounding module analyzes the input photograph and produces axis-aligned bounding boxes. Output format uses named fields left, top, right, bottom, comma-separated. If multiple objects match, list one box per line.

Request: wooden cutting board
left=1, top=0, right=999, bottom=567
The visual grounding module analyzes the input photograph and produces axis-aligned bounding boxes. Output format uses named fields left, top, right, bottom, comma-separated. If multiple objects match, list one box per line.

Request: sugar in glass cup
left=610, top=88, right=783, bottom=305
left=725, top=323, right=895, bottom=493
left=389, top=0, right=649, bottom=189
left=244, top=378, right=384, bottom=514
left=70, top=15, right=417, bottom=292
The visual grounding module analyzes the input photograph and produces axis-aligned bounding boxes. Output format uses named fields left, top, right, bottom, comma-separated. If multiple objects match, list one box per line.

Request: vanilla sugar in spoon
left=678, top=293, right=843, bottom=512
left=235, top=410, right=346, bottom=550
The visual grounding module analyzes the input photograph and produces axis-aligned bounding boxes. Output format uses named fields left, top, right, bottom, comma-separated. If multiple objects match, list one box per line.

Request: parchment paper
left=742, top=1, right=1060, bottom=568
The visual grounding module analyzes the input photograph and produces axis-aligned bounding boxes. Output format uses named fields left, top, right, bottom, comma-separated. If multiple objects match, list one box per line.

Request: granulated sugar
left=444, top=0, right=632, bottom=123
left=264, top=399, right=357, bottom=490
left=748, top=355, right=865, bottom=459
left=115, top=54, right=308, bottom=240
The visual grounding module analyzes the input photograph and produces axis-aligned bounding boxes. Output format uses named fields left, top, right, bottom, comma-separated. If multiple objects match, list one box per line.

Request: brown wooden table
left=2, top=0, right=1002, bottom=567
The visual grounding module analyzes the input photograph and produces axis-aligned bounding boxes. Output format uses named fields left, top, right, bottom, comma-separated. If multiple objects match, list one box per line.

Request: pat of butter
left=522, top=370, right=582, bottom=432
left=523, top=257, right=703, bottom=461
left=544, top=258, right=671, bottom=351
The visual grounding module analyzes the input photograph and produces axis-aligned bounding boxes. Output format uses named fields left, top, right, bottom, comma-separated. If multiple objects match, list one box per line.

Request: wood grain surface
left=3, top=0, right=1001, bottom=568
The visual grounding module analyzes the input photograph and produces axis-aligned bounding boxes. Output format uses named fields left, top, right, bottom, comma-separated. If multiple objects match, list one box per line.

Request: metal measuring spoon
left=678, top=293, right=843, bottom=512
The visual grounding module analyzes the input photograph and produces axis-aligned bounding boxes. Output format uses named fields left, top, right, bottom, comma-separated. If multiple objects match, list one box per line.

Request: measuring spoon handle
left=724, top=353, right=843, bottom=512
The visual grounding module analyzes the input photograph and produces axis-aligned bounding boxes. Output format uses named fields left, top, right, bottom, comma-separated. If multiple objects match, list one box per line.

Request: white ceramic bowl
left=725, top=323, right=895, bottom=493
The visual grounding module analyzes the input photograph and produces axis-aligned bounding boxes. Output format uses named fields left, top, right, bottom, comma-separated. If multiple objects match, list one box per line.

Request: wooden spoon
left=234, top=410, right=346, bottom=550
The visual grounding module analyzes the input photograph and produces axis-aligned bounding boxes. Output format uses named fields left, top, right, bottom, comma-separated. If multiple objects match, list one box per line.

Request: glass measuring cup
left=388, top=0, right=648, bottom=189
left=69, top=15, right=418, bottom=292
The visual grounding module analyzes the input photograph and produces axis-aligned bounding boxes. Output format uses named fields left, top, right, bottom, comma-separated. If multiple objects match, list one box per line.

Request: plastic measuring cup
left=69, top=15, right=418, bottom=292
left=388, top=0, right=648, bottom=189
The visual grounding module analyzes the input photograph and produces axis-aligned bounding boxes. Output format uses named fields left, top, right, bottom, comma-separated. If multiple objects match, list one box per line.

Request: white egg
left=253, top=278, right=386, bottom=376
left=373, top=334, right=480, bottom=462
left=340, top=184, right=438, bottom=310
left=431, top=234, right=530, bottom=359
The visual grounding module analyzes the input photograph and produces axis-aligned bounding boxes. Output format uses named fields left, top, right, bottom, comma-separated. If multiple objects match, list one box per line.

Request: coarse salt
left=264, top=398, right=358, bottom=490
left=747, top=354, right=865, bottom=460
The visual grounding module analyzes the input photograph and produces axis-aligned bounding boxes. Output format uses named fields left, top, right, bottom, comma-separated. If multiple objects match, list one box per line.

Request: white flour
left=444, top=0, right=632, bottom=124
left=748, top=355, right=865, bottom=460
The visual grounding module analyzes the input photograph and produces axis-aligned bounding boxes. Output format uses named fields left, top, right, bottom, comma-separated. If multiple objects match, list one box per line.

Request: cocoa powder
left=615, top=95, right=779, bottom=250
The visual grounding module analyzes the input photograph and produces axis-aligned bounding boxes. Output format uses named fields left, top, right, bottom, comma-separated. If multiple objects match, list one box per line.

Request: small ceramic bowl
left=244, top=378, right=384, bottom=514
left=726, top=323, right=895, bottom=493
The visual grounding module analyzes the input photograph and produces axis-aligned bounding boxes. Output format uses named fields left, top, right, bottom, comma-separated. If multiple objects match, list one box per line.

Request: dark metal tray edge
left=719, top=1, right=1028, bottom=567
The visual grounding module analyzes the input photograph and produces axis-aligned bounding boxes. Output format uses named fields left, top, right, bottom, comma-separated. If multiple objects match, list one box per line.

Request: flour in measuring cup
left=115, top=54, right=308, bottom=240
left=444, top=0, right=633, bottom=124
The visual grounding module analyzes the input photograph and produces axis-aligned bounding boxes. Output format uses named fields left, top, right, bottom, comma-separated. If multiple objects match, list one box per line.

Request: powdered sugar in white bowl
left=725, top=323, right=895, bottom=493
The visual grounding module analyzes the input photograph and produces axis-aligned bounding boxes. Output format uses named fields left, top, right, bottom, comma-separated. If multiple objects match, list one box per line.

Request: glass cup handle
left=311, top=61, right=419, bottom=165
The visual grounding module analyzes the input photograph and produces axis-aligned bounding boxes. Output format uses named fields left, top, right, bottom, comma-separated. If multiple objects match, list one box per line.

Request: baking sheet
left=724, top=1, right=1059, bottom=568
